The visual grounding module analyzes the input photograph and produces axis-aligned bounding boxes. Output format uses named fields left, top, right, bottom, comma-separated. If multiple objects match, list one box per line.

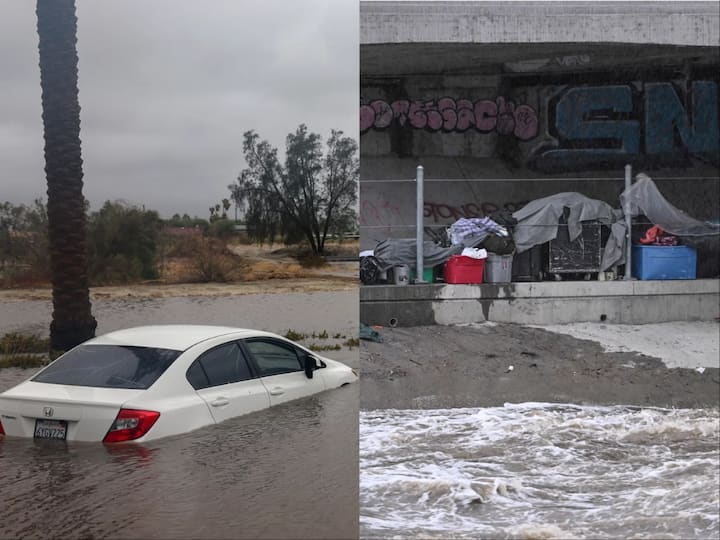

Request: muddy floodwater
left=0, top=290, right=358, bottom=340
left=0, top=291, right=358, bottom=539
left=360, top=404, right=720, bottom=540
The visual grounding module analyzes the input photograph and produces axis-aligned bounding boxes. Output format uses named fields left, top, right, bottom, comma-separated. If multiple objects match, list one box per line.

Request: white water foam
left=360, top=404, right=720, bottom=539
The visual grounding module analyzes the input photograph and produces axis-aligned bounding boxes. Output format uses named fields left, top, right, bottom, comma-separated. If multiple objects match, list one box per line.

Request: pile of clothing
left=448, top=212, right=517, bottom=255
left=639, top=225, right=678, bottom=246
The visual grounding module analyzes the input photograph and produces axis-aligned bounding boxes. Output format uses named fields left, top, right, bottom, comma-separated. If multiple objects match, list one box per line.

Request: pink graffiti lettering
left=391, top=100, right=410, bottom=127
left=474, top=100, right=497, bottom=132
left=361, top=199, right=404, bottom=226
left=359, top=105, right=375, bottom=132
left=371, top=100, right=393, bottom=129
left=423, top=201, right=528, bottom=223
left=360, top=97, right=538, bottom=140
left=513, top=104, right=538, bottom=141
left=424, top=202, right=483, bottom=223
left=361, top=199, right=529, bottom=226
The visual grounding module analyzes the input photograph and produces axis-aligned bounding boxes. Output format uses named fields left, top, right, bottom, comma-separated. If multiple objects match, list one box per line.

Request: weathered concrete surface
left=361, top=1, right=720, bottom=46
left=360, top=278, right=720, bottom=326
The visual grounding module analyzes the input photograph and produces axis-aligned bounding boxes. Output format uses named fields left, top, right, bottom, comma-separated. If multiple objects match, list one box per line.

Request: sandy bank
left=360, top=322, right=720, bottom=410
left=0, top=277, right=356, bottom=302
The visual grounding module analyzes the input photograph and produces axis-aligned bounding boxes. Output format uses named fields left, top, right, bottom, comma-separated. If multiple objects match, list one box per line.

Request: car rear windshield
left=32, top=344, right=182, bottom=390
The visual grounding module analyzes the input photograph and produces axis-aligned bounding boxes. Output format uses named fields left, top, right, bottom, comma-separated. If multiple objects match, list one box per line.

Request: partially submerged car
left=0, top=325, right=357, bottom=443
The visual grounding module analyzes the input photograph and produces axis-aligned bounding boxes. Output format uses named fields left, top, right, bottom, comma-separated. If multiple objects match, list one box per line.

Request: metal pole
left=624, top=164, right=632, bottom=280
left=416, top=165, right=424, bottom=283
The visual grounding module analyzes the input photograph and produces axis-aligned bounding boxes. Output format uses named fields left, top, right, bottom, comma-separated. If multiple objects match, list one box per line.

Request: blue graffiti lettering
left=645, top=81, right=719, bottom=154
left=536, top=81, right=719, bottom=169
left=542, top=86, right=640, bottom=162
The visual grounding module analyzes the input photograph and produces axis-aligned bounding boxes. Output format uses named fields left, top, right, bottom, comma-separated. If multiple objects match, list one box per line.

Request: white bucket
left=391, top=265, right=410, bottom=285
left=484, top=254, right=513, bottom=283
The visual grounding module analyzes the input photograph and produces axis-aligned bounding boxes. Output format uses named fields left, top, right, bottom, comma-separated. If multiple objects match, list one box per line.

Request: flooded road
left=0, top=291, right=359, bottom=539
left=361, top=404, right=720, bottom=540
left=0, top=290, right=358, bottom=342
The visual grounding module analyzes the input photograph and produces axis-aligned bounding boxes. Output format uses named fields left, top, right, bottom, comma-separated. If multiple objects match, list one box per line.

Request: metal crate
left=548, top=220, right=602, bottom=274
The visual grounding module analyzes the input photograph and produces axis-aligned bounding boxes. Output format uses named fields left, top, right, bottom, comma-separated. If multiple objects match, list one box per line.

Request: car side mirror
left=304, top=355, right=319, bottom=379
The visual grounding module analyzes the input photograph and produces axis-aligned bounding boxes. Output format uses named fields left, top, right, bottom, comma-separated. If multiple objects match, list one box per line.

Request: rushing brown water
left=361, top=404, right=720, bottom=540
left=0, top=291, right=359, bottom=539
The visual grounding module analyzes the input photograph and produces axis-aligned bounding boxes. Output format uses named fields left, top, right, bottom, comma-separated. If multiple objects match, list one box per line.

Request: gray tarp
left=512, top=192, right=621, bottom=254
left=512, top=174, right=720, bottom=271
left=373, top=239, right=464, bottom=271
left=622, top=174, right=720, bottom=236
left=601, top=174, right=720, bottom=269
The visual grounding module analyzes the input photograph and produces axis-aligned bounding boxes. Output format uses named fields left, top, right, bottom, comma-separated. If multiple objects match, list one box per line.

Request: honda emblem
left=43, top=407, right=54, bottom=418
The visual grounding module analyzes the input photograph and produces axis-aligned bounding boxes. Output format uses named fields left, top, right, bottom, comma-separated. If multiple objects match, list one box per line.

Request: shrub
left=207, top=218, right=236, bottom=239
left=88, top=201, right=162, bottom=284
left=190, top=236, right=236, bottom=282
left=0, top=200, right=50, bottom=286
left=297, top=252, right=327, bottom=268
left=284, top=329, right=307, bottom=341
left=0, top=332, right=50, bottom=354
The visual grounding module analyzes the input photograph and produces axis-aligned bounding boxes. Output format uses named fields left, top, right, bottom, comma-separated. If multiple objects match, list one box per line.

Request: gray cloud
left=0, top=0, right=358, bottom=217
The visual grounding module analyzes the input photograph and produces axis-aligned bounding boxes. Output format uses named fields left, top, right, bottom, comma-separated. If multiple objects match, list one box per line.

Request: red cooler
left=444, top=255, right=485, bottom=284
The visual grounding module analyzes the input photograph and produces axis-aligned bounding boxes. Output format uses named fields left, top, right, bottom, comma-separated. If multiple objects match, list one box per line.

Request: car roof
left=86, top=325, right=273, bottom=351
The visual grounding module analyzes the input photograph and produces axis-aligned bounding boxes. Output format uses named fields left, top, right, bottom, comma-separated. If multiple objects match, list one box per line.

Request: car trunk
left=0, top=381, right=145, bottom=442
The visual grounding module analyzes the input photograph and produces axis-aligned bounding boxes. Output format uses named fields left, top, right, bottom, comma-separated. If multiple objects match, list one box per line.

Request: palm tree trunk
left=36, top=0, right=96, bottom=351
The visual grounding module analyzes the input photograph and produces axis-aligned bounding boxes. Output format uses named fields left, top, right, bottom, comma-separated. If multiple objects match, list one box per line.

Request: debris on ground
left=360, top=322, right=383, bottom=343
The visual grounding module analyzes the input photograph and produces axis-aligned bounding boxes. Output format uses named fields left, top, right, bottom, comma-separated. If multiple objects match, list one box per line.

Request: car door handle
left=269, top=387, right=284, bottom=396
left=211, top=397, right=230, bottom=407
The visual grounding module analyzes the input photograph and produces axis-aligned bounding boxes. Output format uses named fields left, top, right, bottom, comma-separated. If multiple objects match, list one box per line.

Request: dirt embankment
left=0, top=279, right=356, bottom=302
left=1, top=242, right=359, bottom=301
left=360, top=324, right=720, bottom=410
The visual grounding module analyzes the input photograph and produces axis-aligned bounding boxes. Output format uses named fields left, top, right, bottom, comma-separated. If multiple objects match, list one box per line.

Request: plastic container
left=391, top=264, right=410, bottom=285
left=444, top=255, right=485, bottom=284
left=484, top=253, right=513, bottom=283
left=410, top=267, right=435, bottom=283
left=632, top=245, right=697, bottom=280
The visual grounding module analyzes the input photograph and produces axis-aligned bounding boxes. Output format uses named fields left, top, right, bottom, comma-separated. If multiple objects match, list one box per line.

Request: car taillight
left=0, top=419, right=4, bottom=436
left=103, top=409, right=160, bottom=443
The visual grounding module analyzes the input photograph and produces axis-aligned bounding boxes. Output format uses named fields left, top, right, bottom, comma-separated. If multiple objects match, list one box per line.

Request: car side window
left=244, top=339, right=303, bottom=377
left=186, top=361, right=210, bottom=390
left=186, top=342, right=253, bottom=389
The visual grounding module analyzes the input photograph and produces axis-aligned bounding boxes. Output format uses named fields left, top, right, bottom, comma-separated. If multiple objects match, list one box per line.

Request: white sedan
left=0, top=325, right=357, bottom=443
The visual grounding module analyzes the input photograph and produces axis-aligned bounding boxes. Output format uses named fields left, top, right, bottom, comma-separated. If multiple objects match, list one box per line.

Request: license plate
left=34, top=419, right=68, bottom=440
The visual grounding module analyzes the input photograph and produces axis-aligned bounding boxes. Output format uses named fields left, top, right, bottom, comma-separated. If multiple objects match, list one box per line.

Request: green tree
left=88, top=201, right=162, bottom=284
left=230, top=125, right=358, bottom=254
left=0, top=200, right=50, bottom=279
left=36, top=0, right=96, bottom=350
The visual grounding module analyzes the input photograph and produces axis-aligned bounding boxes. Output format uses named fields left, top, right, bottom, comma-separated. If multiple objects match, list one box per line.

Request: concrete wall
left=360, top=279, right=720, bottom=326
left=361, top=1, right=720, bottom=46
left=359, top=2, right=720, bottom=276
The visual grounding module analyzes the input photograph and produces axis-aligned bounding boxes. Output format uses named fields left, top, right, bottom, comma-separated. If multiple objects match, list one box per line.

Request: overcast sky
left=0, top=0, right=358, bottom=218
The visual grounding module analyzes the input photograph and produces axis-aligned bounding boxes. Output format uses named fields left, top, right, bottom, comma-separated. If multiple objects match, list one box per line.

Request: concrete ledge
left=360, top=279, right=720, bottom=326
left=361, top=1, right=719, bottom=46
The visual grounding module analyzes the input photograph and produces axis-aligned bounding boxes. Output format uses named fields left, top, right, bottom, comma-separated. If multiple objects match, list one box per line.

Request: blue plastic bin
left=632, top=245, right=697, bottom=280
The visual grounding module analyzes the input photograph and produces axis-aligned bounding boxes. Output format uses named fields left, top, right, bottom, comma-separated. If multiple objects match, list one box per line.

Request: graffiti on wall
left=537, top=81, right=719, bottom=166
left=360, top=199, right=528, bottom=226
left=360, top=199, right=405, bottom=227
left=424, top=200, right=528, bottom=223
left=360, top=96, right=538, bottom=140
